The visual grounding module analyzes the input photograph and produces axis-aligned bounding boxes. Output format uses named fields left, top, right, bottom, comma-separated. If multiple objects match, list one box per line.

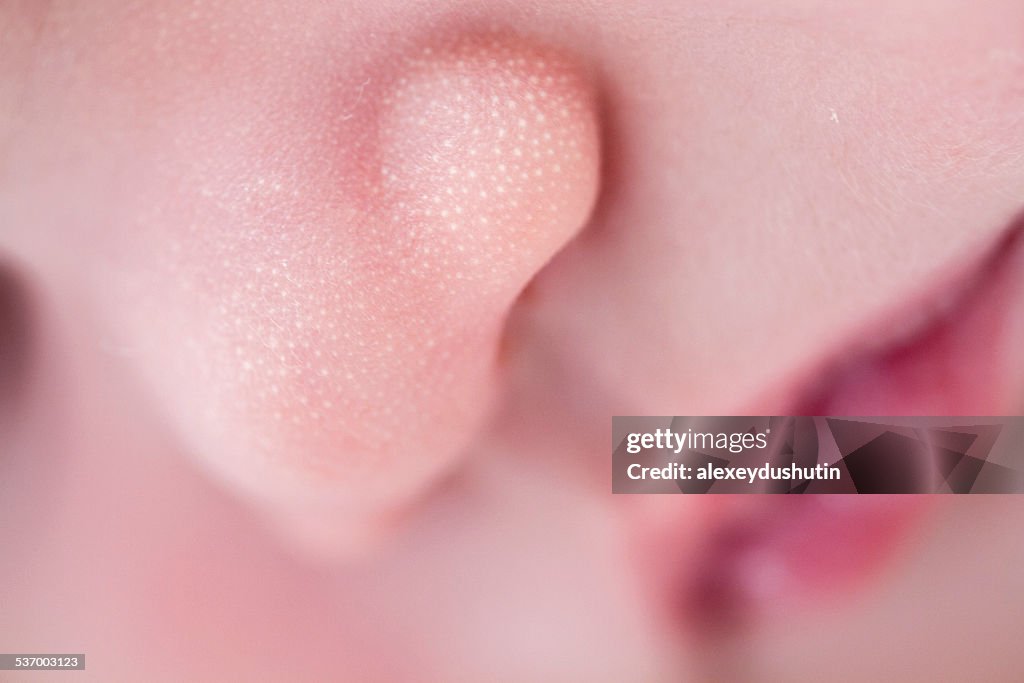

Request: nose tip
left=371, top=33, right=601, bottom=304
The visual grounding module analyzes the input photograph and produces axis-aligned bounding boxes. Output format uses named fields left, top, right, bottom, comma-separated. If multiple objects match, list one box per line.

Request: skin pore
left=3, top=1, right=1024, bottom=681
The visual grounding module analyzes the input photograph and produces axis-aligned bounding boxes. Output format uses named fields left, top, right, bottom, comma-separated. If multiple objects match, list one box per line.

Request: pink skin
left=3, top=0, right=1024, bottom=681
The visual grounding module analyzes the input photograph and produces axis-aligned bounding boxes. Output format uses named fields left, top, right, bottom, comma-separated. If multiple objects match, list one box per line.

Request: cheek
left=86, top=33, right=600, bottom=521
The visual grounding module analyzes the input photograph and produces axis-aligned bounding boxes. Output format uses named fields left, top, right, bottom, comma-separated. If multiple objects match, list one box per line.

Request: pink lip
left=796, top=220, right=1024, bottom=416
left=674, top=496, right=927, bottom=635
left=641, top=218, right=1024, bottom=635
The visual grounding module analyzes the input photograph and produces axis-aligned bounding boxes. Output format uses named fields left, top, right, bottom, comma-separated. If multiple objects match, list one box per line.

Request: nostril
left=0, top=259, right=34, bottom=427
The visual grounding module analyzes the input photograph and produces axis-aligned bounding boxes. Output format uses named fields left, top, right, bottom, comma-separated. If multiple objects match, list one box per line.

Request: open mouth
left=672, top=216, right=1024, bottom=633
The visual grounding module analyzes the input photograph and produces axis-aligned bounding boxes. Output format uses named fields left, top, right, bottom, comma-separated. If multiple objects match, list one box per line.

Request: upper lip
left=751, top=214, right=1024, bottom=415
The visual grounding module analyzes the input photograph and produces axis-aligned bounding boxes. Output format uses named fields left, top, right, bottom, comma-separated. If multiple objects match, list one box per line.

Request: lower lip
left=675, top=496, right=928, bottom=634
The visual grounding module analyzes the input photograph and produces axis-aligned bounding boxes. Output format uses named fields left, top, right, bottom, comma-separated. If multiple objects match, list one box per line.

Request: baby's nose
left=94, top=33, right=601, bottom=556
